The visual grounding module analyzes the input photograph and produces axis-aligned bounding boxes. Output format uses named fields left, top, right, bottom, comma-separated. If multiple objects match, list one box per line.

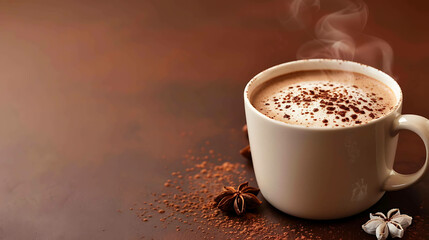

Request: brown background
left=0, top=0, right=428, bottom=239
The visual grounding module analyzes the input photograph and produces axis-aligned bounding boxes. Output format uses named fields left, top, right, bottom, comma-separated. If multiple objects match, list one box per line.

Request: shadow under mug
left=244, top=59, right=429, bottom=220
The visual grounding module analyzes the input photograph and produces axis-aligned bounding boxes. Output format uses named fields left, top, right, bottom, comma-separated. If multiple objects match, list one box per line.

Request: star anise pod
left=214, top=182, right=262, bottom=215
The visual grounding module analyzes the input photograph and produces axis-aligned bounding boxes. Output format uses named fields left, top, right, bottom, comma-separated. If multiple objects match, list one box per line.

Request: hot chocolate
left=251, top=70, right=396, bottom=127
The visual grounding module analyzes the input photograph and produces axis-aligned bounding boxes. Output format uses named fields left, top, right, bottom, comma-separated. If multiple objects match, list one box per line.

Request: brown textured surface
left=0, top=0, right=428, bottom=239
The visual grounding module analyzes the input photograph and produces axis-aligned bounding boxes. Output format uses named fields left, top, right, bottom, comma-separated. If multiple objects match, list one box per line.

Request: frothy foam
left=251, top=70, right=396, bottom=127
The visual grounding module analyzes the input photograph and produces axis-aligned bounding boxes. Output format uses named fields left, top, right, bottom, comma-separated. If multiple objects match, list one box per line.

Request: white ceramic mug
left=244, top=59, right=429, bottom=220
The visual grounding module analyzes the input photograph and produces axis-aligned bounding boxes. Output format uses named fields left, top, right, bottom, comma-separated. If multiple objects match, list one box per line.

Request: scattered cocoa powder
left=134, top=142, right=318, bottom=239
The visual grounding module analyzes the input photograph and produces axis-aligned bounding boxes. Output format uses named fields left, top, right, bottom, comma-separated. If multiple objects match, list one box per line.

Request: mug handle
left=383, top=115, right=429, bottom=191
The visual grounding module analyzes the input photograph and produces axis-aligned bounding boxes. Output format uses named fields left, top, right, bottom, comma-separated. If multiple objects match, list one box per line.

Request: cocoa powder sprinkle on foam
left=252, top=70, right=396, bottom=127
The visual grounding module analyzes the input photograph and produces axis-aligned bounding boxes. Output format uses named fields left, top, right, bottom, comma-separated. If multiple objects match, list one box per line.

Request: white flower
left=362, top=208, right=412, bottom=240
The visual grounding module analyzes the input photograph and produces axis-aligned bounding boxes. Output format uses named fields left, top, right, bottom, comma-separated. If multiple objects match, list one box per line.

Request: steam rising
left=288, top=0, right=393, bottom=75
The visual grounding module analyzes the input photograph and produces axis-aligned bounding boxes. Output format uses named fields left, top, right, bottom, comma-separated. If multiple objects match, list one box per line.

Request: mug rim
left=244, top=59, right=403, bottom=131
